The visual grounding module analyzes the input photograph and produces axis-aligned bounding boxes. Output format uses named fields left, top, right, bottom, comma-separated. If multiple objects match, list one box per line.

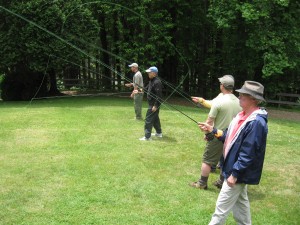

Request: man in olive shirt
left=190, top=75, right=241, bottom=189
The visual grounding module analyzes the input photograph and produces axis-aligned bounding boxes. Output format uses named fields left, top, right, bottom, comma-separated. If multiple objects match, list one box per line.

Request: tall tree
left=208, top=0, right=300, bottom=94
left=0, top=0, right=299, bottom=100
left=0, top=0, right=99, bottom=99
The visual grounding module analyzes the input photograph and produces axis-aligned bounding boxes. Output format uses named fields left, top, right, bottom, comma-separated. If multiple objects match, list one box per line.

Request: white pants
left=209, top=181, right=251, bottom=225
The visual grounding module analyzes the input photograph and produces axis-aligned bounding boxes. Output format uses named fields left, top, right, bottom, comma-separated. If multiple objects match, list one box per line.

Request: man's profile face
left=131, top=67, right=137, bottom=72
left=147, top=72, right=156, bottom=79
left=238, top=93, right=256, bottom=108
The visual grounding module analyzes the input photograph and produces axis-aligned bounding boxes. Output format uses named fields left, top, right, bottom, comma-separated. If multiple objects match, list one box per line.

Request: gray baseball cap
left=128, top=63, right=138, bottom=68
left=218, top=75, right=234, bottom=88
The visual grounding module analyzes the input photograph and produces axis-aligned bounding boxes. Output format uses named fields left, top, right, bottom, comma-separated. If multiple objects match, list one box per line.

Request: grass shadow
left=248, top=189, right=266, bottom=201
left=152, top=135, right=177, bottom=143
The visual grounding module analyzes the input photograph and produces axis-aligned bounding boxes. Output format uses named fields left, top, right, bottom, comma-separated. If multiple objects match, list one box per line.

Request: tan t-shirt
left=133, top=71, right=143, bottom=89
left=208, top=93, right=241, bottom=130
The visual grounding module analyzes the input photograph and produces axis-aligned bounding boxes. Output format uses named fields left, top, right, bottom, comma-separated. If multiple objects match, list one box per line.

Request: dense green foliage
left=0, top=0, right=299, bottom=100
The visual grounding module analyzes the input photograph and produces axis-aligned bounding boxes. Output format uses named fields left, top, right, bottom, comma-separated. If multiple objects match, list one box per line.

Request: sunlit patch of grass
left=0, top=97, right=299, bottom=224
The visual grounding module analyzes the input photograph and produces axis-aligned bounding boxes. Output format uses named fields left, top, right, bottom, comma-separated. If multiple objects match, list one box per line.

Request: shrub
left=1, top=71, right=49, bottom=101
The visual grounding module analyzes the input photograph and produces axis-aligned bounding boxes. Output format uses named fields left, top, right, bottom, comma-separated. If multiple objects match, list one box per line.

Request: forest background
left=0, top=0, right=299, bottom=101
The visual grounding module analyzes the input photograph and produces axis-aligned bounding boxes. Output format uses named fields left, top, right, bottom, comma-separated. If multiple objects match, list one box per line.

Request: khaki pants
left=134, top=93, right=143, bottom=119
left=209, top=181, right=251, bottom=225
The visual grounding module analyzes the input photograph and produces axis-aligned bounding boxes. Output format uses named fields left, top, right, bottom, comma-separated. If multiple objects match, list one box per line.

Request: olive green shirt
left=209, top=93, right=241, bottom=130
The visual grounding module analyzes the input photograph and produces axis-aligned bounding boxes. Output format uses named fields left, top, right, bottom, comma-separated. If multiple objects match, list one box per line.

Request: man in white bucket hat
left=198, top=80, right=268, bottom=225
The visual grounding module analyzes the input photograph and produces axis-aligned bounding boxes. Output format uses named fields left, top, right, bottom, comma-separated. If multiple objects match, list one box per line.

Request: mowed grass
left=0, top=96, right=299, bottom=225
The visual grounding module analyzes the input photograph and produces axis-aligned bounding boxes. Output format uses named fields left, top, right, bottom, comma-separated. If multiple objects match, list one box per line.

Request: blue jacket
left=219, top=109, right=268, bottom=185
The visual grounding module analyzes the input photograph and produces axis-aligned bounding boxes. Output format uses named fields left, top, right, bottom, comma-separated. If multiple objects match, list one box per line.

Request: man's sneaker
left=139, top=137, right=151, bottom=141
left=213, top=179, right=223, bottom=189
left=189, top=181, right=207, bottom=190
left=151, top=133, right=163, bottom=138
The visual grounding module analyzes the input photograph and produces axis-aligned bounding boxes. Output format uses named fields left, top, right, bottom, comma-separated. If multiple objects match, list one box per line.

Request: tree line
left=0, top=0, right=299, bottom=101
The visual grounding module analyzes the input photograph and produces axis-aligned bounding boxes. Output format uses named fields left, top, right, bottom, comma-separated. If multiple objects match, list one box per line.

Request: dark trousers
left=144, top=106, right=162, bottom=139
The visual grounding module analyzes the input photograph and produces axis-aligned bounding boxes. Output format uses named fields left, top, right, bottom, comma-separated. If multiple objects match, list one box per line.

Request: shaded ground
left=267, top=109, right=300, bottom=122
left=62, top=93, right=300, bottom=122
left=167, top=97, right=300, bottom=122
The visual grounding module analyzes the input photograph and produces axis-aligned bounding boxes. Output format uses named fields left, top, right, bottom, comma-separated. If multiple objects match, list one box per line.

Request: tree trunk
left=99, top=14, right=111, bottom=90
left=113, top=11, right=122, bottom=91
left=87, top=56, right=92, bottom=88
left=82, top=59, right=87, bottom=87
left=95, top=55, right=100, bottom=89
left=48, top=68, right=61, bottom=96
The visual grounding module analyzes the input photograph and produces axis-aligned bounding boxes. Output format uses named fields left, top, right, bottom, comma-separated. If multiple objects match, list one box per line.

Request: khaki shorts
left=202, top=138, right=223, bottom=165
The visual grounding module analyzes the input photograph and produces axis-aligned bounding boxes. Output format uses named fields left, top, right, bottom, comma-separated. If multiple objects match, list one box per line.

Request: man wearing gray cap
left=125, top=63, right=144, bottom=120
left=190, top=75, right=241, bottom=190
left=198, top=81, right=268, bottom=225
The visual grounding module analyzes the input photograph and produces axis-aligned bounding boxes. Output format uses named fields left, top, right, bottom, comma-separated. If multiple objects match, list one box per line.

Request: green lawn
left=0, top=96, right=299, bottom=225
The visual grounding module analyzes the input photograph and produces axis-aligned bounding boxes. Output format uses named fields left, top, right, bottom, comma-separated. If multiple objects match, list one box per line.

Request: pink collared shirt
left=223, top=108, right=258, bottom=158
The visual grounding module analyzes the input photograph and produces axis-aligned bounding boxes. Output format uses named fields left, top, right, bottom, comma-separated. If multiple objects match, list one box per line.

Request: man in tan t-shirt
left=125, top=63, right=144, bottom=120
left=190, top=75, right=241, bottom=190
